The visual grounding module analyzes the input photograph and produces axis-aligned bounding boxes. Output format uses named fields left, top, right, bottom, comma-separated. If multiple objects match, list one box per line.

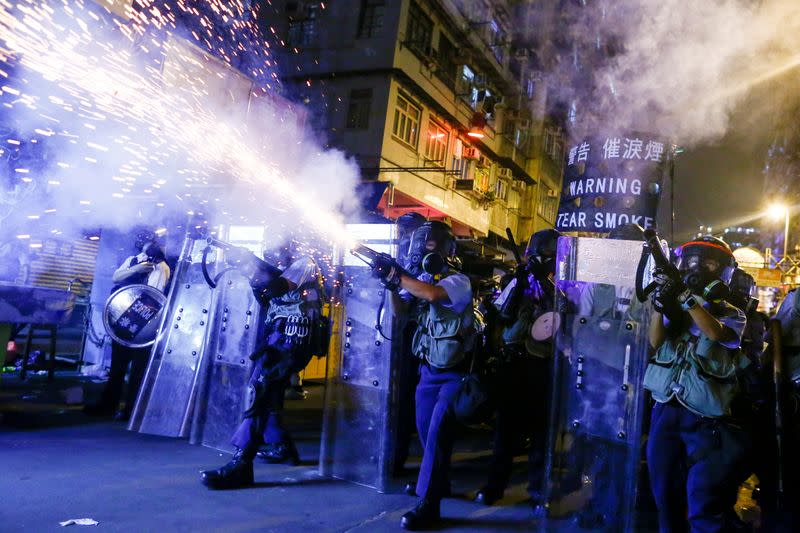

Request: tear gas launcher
left=202, top=237, right=282, bottom=289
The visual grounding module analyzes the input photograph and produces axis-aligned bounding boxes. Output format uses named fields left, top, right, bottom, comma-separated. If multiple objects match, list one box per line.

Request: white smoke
left=0, top=1, right=360, bottom=251
left=561, top=0, right=800, bottom=146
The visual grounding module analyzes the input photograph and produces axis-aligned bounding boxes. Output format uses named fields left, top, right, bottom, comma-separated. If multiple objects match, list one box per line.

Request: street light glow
left=767, top=203, right=788, bottom=221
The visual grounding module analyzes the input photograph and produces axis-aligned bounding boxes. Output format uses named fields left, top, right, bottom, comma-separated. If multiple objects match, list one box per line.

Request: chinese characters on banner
left=556, top=135, right=667, bottom=232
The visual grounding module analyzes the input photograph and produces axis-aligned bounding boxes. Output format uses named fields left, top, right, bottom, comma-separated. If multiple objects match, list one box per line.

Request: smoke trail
left=0, top=0, right=359, bottom=251
left=551, top=0, right=800, bottom=146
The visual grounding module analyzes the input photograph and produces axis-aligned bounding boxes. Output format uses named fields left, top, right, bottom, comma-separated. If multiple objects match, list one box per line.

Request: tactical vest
left=643, top=329, right=749, bottom=418
left=412, top=296, right=475, bottom=369
left=500, top=285, right=552, bottom=358
left=265, top=281, right=321, bottom=347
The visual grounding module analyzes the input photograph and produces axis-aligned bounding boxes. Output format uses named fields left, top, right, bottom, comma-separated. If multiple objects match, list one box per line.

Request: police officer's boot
left=200, top=448, right=255, bottom=490
left=400, top=498, right=440, bottom=530
left=256, top=440, right=300, bottom=466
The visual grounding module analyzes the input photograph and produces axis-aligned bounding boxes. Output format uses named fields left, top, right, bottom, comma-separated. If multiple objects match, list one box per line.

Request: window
left=515, top=126, right=529, bottom=148
left=288, top=4, right=319, bottom=46
left=543, top=129, right=564, bottom=160
left=537, top=185, right=558, bottom=223
left=494, top=178, right=509, bottom=202
left=525, top=75, right=536, bottom=100
left=436, top=34, right=457, bottom=87
left=357, top=0, right=385, bottom=38
left=346, top=89, right=372, bottom=129
left=475, top=166, right=491, bottom=192
left=460, top=65, right=483, bottom=109
left=424, top=120, right=448, bottom=164
left=392, top=95, right=421, bottom=148
left=489, top=19, right=505, bottom=63
left=406, top=2, right=433, bottom=57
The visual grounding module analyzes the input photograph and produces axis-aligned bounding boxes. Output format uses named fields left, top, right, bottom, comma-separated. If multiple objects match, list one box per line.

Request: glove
left=650, top=271, right=689, bottom=317
left=370, top=253, right=404, bottom=292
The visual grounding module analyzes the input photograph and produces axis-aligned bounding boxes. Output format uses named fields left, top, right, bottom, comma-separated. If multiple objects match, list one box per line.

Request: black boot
left=256, top=441, right=300, bottom=465
left=400, top=499, right=440, bottom=530
left=474, top=485, right=504, bottom=506
left=200, top=449, right=255, bottom=490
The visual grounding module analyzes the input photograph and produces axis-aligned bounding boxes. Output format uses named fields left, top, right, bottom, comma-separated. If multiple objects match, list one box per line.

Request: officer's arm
left=399, top=274, right=450, bottom=304
left=252, top=276, right=297, bottom=305
left=111, top=258, right=139, bottom=283
left=649, top=310, right=667, bottom=349
left=687, top=305, right=737, bottom=344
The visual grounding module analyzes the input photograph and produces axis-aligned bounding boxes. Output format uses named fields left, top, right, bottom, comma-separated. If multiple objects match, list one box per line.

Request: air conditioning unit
left=462, top=147, right=481, bottom=160
left=477, top=155, right=490, bottom=168
left=453, top=178, right=475, bottom=191
left=498, top=167, right=512, bottom=179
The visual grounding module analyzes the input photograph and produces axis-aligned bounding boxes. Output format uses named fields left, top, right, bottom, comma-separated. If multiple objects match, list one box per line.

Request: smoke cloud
left=0, top=0, right=359, bottom=252
left=553, top=0, right=800, bottom=146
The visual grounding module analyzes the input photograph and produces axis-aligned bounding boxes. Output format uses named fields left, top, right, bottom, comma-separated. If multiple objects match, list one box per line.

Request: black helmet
left=406, top=221, right=456, bottom=276
left=608, top=223, right=645, bottom=241
left=524, top=229, right=561, bottom=260
left=675, top=235, right=736, bottom=297
left=729, top=268, right=757, bottom=312
left=396, top=212, right=426, bottom=237
left=134, top=229, right=156, bottom=251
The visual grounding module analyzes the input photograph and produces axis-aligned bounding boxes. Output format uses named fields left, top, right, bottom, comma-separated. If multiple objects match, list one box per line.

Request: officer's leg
left=200, top=355, right=268, bottom=489
left=123, top=347, right=149, bottom=418
left=415, top=368, right=462, bottom=501
left=258, top=374, right=299, bottom=465
left=477, top=357, right=518, bottom=504
left=647, top=402, right=689, bottom=533
left=96, top=341, right=131, bottom=413
left=683, top=415, right=750, bottom=533
left=527, top=356, right=551, bottom=502
left=414, top=364, right=437, bottom=450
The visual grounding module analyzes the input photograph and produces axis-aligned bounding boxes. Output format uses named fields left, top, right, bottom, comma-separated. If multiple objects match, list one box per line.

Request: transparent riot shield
left=129, top=236, right=215, bottom=437
left=188, top=266, right=259, bottom=452
left=539, top=236, right=650, bottom=533
left=130, top=230, right=260, bottom=448
left=320, top=224, right=399, bottom=492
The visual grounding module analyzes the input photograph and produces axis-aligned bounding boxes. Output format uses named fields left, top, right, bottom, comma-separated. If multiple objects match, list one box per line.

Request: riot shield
left=539, top=236, right=651, bottom=533
left=129, top=236, right=215, bottom=437
left=188, top=266, right=259, bottom=452
left=320, top=224, right=400, bottom=492
left=130, top=232, right=261, bottom=450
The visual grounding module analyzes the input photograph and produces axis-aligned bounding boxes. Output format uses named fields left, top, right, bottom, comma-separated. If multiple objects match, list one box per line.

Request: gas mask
left=404, top=222, right=456, bottom=278
left=524, top=229, right=560, bottom=282
left=675, top=237, right=736, bottom=302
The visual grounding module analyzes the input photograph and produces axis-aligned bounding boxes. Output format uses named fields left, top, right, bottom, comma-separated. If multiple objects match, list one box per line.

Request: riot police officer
left=85, top=230, right=170, bottom=420
left=200, top=246, right=324, bottom=489
left=758, top=288, right=800, bottom=531
left=474, top=229, right=560, bottom=507
left=644, top=236, right=751, bottom=532
left=393, top=212, right=427, bottom=476
left=371, top=221, right=474, bottom=530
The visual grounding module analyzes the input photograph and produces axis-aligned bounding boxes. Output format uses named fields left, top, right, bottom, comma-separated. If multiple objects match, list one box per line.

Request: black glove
left=370, top=253, right=404, bottom=292
left=650, top=269, right=686, bottom=316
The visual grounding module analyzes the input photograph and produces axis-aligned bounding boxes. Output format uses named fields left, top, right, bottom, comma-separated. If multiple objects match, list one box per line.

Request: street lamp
left=767, top=203, right=790, bottom=259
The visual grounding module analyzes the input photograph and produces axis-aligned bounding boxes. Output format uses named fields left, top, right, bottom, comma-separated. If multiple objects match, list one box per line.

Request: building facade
left=270, top=0, right=564, bottom=245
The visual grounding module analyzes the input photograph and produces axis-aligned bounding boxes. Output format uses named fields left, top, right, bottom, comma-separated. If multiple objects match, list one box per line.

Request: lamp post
left=768, top=203, right=790, bottom=260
